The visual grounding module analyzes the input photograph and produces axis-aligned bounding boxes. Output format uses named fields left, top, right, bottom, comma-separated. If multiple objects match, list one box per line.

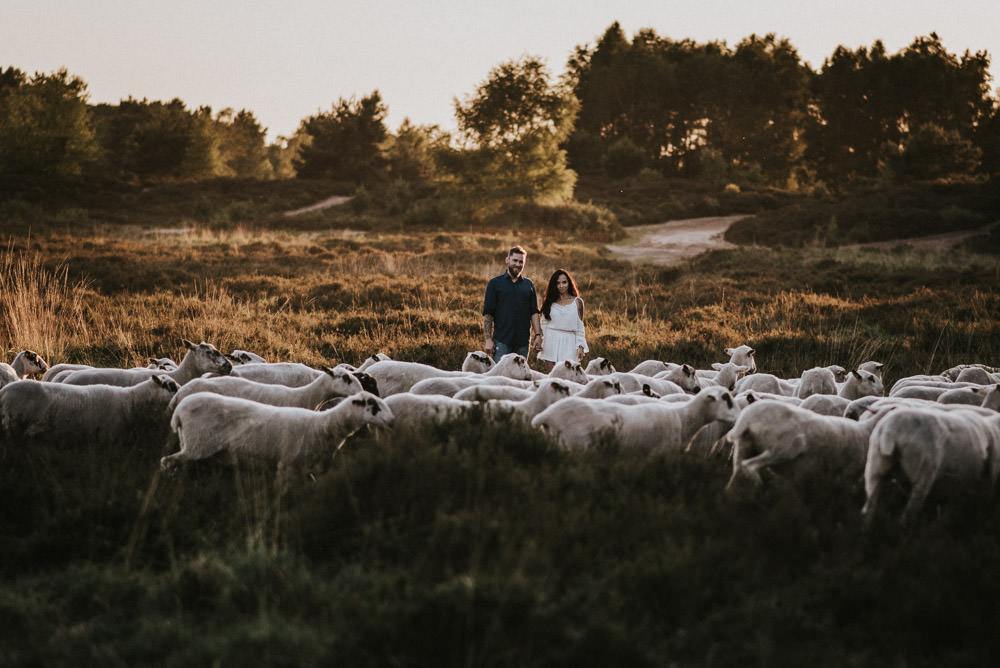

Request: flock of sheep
left=2, top=341, right=999, bottom=525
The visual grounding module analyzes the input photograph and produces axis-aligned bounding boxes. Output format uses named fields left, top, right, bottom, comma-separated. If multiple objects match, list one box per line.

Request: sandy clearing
left=606, top=216, right=998, bottom=265
left=605, top=215, right=749, bottom=265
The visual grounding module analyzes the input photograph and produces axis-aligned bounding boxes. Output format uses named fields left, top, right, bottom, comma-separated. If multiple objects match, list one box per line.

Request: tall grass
left=0, top=245, right=91, bottom=363
left=1, top=217, right=999, bottom=665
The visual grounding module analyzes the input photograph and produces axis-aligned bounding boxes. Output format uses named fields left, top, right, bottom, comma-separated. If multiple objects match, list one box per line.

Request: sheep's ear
left=850, top=370, right=861, bottom=379
left=563, top=361, right=572, bottom=368
left=725, top=347, right=735, bottom=355
left=712, top=362, right=723, bottom=370
left=182, top=339, right=196, bottom=350
left=746, top=391, right=758, bottom=404
left=683, top=363, right=694, bottom=375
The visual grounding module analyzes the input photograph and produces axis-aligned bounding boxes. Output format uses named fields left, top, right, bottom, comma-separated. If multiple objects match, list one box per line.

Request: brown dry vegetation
left=2, top=188, right=1000, bottom=666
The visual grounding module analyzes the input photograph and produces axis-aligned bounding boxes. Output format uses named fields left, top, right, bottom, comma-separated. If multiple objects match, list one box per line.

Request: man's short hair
left=508, top=245, right=527, bottom=258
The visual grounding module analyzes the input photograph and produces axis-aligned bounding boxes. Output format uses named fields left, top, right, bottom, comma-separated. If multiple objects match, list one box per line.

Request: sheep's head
left=322, top=366, right=364, bottom=396
left=17, top=350, right=49, bottom=375
left=725, top=345, right=757, bottom=374
left=351, top=393, right=393, bottom=428
left=462, top=351, right=495, bottom=373
left=184, top=340, right=232, bottom=376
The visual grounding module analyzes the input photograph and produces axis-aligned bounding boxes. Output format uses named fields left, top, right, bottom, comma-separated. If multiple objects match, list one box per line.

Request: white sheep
left=652, top=364, right=701, bottom=393
left=1, top=375, right=179, bottom=447
left=725, top=345, right=757, bottom=374
left=366, top=352, right=533, bottom=397
left=481, top=379, right=575, bottom=423
left=229, top=362, right=324, bottom=387
left=161, top=391, right=391, bottom=474
left=355, top=353, right=391, bottom=372
left=227, top=349, right=267, bottom=365
left=796, top=367, right=838, bottom=399
left=734, top=373, right=797, bottom=397
left=60, top=340, right=232, bottom=387
left=937, top=386, right=994, bottom=406
left=838, top=369, right=883, bottom=400
left=725, top=400, right=880, bottom=489
left=955, top=366, right=995, bottom=385
left=382, top=392, right=475, bottom=427
left=531, top=386, right=739, bottom=452
left=862, top=407, right=1000, bottom=525
left=585, top=357, right=616, bottom=376
left=461, top=351, right=495, bottom=373
left=628, top=360, right=671, bottom=376
left=798, top=393, right=851, bottom=417
left=454, top=384, right=535, bottom=402
left=856, top=361, right=884, bottom=379
left=167, top=366, right=363, bottom=412
left=545, top=360, right=590, bottom=385
left=698, top=362, right=751, bottom=391
left=411, top=374, right=533, bottom=397
left=42, top=363, right=92, bottom=382
left=0, top=349, right=49, bottom=387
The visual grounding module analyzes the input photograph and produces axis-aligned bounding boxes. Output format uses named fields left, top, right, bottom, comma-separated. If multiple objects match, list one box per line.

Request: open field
left=2, top=184, right=1000, bottom=665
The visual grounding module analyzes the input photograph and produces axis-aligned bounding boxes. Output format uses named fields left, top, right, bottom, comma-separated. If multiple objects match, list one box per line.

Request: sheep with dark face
left=0, top=350, right=49, bottom=387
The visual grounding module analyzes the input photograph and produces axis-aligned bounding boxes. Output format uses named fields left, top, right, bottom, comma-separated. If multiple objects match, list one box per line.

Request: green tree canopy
left=452, top=55, right=578, bottom=203
left=215, top=108, right=272, bottom=179
left=294, top=91, right=389, bottom=183
left=0, top=68, right=99, bottom=179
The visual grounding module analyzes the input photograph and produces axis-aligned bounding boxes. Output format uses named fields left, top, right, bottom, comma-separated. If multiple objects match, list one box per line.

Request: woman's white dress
left=539, top=299, right=588, bottom=363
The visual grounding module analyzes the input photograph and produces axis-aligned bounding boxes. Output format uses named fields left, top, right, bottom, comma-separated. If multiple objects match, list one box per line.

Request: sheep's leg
left=900, top=457, right=939, bottom=526
left=861, top=478, right=882, bottom=527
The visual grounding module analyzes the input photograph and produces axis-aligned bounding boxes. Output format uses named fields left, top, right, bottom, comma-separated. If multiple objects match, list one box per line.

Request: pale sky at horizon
left=3, top=1, right=998, bottom=144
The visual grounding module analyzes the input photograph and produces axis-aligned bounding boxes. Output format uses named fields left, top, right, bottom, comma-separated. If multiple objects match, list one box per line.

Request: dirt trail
left=283, top=194, right=352, bottom=217
left=605, top=215, right=749, bottom=265
left=606, top=216, right=997, bottom=265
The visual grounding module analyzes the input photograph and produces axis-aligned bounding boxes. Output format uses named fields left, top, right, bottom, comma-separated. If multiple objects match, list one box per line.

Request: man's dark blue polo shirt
left=483, top=272, right=539, bottom=347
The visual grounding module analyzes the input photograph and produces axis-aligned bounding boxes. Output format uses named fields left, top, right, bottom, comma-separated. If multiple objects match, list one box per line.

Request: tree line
left=2, top=23, right=998, bottom=202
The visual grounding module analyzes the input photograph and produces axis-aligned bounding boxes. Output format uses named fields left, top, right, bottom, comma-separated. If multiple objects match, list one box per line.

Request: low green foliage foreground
left=1, top=213, right=999, bottom=665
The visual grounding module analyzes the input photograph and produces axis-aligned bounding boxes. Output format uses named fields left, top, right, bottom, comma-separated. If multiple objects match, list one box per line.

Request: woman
left=537, top=268, right=589, bottom=372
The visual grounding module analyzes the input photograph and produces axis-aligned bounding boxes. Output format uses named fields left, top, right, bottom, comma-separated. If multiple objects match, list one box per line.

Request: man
left=482, top=245, right=543, bottom=362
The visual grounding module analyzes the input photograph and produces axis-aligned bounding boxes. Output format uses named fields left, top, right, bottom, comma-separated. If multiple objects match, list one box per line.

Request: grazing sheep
left=862, top=407, right=1000, bottom=525
left=585, top=357, right=616, bottom=376
left=410, top=374, right=533, bottom=397
left=856, top=361, right=884, bottom=380
left=0, top=350, right=49, bottom=387
left=229, top=362, right=324, bottom=387
left=1, top=375, right=179, bottom=447
left=382, top=393, right=475, bottom=427
left=454, top=384, right=535, bottom=402
left=355, top=353, right=391, bottom=372
left=734, top=373, right=797, bottom=397
left=955, top=366, right=994, bottom=385
left=726, top=400, right=880, bottom=489
left=42, top=363, right=92, bottom=382
left=461, top=351, right=495, bottom=373
left=366, top=353, right=533, bottom=397
left=531, top=386, right=739, bottom=452
left=652, top=364, right=701, bottom=393
left=148, top=357, right=179, bottom=371
left=796, top=367, right=838, bottom=399
left=546, top=360, right=590, bottom=385
left=838, top=369, right=883, bottom=400
left=227, top=349, right=267, bottom=365
left=481, top=379, right=575, bottom=423
left=161, top=391, right=391, bottom=474
left=629, top=360, right=671, bottom=377
left=937, top=386, right=994, bottom=406
left=799, top=393, right=851, bottom=417
left=61, top=340, right=232, bottom=387
left=167, top=366, right=363, bottom=412
left=700, top=362, right=751, bottom=391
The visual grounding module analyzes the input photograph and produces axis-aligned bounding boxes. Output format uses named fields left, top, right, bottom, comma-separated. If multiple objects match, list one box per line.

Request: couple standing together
left=482, top=245, right=588, bottom=372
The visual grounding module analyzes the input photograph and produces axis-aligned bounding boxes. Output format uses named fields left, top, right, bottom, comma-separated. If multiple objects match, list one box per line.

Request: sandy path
left=607, top=216, right=997, bottom=265
left=605, top=215, right=749, bottom=265
left=283, top=194, right=352, bottom=217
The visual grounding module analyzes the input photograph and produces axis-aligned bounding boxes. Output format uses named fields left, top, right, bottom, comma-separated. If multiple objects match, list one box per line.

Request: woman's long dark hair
left=541, top=268, right=580, bottom=320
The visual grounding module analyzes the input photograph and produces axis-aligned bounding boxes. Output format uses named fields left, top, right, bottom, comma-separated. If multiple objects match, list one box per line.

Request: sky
left=3, top=0, right=999, bottom=144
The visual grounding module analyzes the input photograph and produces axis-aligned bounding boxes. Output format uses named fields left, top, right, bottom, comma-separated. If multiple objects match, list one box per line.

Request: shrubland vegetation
left=1, top=182, right=999, bottom=663
left=3, top=18, right=1000, bottom=666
